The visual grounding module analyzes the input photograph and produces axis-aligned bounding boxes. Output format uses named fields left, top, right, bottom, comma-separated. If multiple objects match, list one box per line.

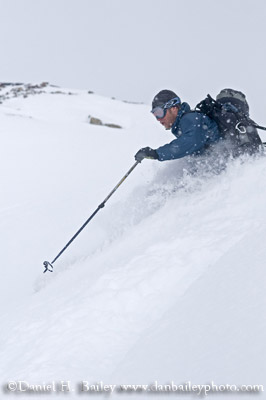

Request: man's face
left=156, top=106, right=179, bottom=130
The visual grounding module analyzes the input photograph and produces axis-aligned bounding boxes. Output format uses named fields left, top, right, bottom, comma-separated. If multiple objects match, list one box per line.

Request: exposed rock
left=89, top=116, right=103, bottom=126
left=88, top=115, right=122, bottom=129
left=0, top=82, right=23, bottom=87
left=50, top=90, right=64, bottom=94
left=123, top=99, right=144, bottom=104
left=0, top=82, right=47, bottom=103
left=104, top=123, right=122, bottom=129
left=0, top=82, right=76, bottom=103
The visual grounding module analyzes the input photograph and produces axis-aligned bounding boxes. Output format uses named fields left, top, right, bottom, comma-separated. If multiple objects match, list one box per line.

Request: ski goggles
left=151, top=96, right=181, bottom=119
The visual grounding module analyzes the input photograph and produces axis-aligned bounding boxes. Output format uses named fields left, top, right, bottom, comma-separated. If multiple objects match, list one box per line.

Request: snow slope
left=0, top=85, right=265, bottom=399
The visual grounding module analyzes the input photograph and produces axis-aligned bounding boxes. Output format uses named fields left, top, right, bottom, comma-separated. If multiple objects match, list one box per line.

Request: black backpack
left=196, top=88, right=266, bottom=155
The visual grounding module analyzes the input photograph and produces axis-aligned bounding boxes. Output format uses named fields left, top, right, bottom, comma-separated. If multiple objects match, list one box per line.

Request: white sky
left=1, top=0, right=266, bottom=119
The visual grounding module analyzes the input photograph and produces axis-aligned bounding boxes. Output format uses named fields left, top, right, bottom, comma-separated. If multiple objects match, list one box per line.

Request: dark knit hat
left=152, top=90, right=181, bottom=110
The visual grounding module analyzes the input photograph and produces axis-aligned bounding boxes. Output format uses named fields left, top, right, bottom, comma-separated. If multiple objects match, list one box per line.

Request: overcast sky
left=1, top=0, right=266, bottom=119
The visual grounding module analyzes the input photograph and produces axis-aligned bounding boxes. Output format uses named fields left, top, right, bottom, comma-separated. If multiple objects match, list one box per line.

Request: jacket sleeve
left=155, top=114, right=213, bottom=161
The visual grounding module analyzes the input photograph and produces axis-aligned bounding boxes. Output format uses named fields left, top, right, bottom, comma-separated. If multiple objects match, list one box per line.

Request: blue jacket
left=156, top=103, right=221, bottom=161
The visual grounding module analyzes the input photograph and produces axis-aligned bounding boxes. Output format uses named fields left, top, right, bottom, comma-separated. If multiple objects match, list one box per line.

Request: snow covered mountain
left=0, top=84, right=265, bottom=399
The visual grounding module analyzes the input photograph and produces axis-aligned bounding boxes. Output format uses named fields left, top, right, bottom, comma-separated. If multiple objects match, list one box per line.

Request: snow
left=0, top=85, right=265, bottom=399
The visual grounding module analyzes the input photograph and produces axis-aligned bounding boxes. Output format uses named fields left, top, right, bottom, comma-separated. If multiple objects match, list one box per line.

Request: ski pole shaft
left=43, top=161, right=140, bottom=272
left=101, top=161, right=140, bottom=203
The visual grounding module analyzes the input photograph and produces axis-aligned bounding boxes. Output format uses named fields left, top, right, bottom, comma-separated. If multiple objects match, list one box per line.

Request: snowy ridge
left=0, top=85, right=265, bottom=399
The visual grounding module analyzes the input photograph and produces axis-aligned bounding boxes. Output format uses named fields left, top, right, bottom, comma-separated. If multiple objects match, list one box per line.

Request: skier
left=135, top=89, right=263, bottom=163
left=135, top=90, right=221, bottom=163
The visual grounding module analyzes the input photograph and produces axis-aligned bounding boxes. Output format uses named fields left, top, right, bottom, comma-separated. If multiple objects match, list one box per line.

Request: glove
left=134, top=147, right=159, bottom=162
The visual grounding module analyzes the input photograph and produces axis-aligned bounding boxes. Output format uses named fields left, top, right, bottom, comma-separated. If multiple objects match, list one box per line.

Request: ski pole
left=43, top=161, right=140, bottom=273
